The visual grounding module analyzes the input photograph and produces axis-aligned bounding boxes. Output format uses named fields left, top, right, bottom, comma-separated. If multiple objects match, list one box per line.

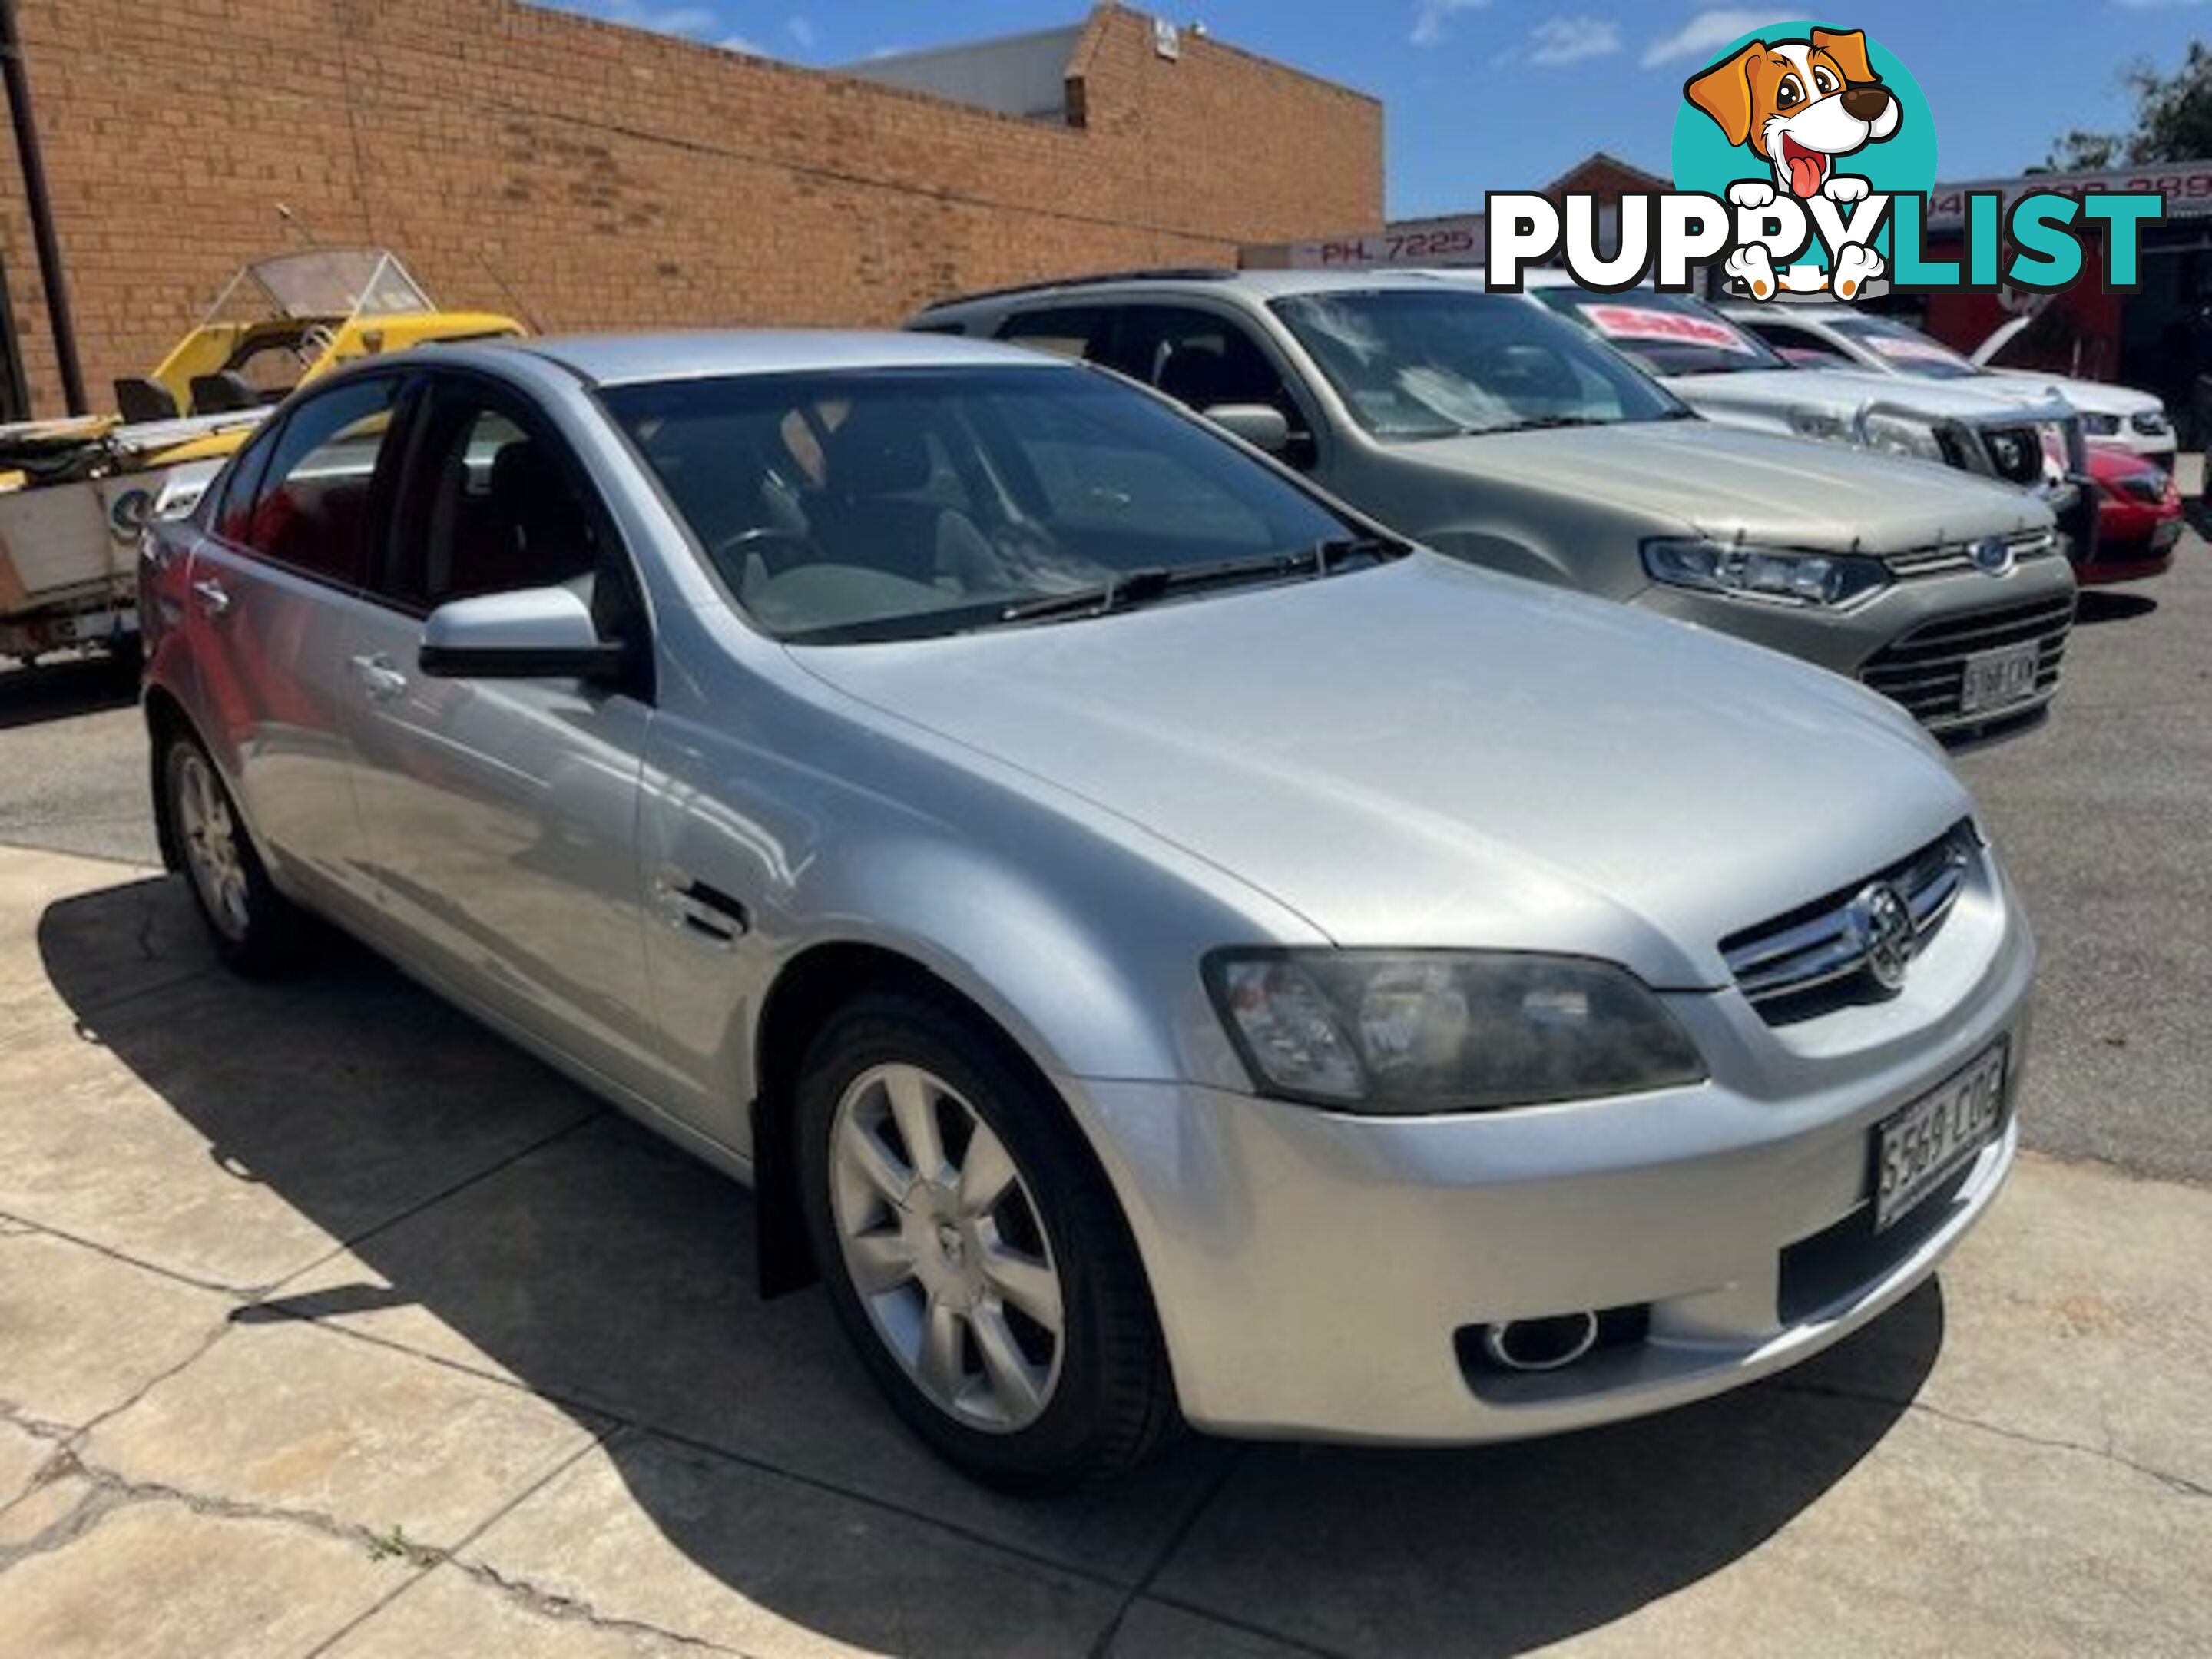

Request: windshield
left=1830, top=314, right=1982, bottom=379
left=205, top=251, right=435, bottom=325
left=1535, top=286, right=1786, bottom=376
left=602, top=366, right=1364, bottom=644
left=1271, top=289, right=1685, bottom=438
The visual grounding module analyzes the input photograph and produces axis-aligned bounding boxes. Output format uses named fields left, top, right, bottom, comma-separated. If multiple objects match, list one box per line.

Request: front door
left=347, top=373, right=662, bottom=1101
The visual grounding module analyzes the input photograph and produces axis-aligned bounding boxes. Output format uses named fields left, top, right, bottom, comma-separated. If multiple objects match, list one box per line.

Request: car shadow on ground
left=35, top=876, right=1944, bottom=1657
left=0, top=651, right=137, bottom=731
left=2075, top=590, right=2160, bottom=625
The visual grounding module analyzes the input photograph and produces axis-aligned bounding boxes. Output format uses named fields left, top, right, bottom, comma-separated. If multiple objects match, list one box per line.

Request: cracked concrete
left=0, top=838, right=2207, bottom=1654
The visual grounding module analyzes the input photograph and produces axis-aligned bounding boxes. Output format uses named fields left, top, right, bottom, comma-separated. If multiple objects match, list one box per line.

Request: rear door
left=346, top=371, right=663, bottom=1101
left=178, top=373, right=409, bottom=922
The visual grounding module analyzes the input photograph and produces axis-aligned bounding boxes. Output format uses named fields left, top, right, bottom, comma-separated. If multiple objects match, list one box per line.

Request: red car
left=2080, top=448, right=2184, bottom=584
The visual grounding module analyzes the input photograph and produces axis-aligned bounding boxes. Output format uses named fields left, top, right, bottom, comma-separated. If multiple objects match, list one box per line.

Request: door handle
left=654, top=869, right=749, bottom=948
left=349, top=653, right=409, bottom=703
left=190, top=577, right=230, bottom=618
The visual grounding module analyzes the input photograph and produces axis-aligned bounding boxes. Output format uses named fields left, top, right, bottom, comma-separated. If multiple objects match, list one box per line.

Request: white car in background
left=1724, top=301, right=2176, bottom=468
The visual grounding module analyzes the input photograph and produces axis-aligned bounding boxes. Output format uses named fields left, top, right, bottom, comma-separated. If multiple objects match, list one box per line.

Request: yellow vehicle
left=0, top=250, right=522, bottom=662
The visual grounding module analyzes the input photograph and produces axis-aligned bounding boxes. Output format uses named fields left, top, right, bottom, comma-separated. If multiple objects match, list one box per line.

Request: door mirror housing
left=1202, top=402, right=1293, bottom=455
left=419, top=585, right=625, bottom=680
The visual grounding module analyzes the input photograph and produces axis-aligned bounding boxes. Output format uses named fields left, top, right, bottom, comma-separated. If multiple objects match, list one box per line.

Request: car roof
left=447, top=329, right=1066, bottom=388
left=916, top=266, right=1492, bottom=316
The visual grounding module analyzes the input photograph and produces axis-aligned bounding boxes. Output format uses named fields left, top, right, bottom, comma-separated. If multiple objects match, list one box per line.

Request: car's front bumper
left=1630, top=551, right=2077, bottom=733
left=1058, top=857, right=2033, bottom=1445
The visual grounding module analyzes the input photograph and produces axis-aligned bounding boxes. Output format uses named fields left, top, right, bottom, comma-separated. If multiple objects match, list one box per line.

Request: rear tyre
left=161, top=730, right=301, bottom=977
left=795, top=991, right=1177, bottom=1493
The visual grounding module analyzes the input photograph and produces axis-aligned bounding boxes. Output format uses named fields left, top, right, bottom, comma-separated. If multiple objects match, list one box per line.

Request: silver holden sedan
left=139, top=331, right=2031, bottom=1492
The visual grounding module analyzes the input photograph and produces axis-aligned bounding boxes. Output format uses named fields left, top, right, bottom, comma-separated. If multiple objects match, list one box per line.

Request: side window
left=208, top=422, right=281, bottom=545
left=1116, top=306, right=1304, bottom=422
left=237, top=376, right=399, bottom=586
left=386, top=382, right=637, bottom=639
left=1113, top=306, right=1316, bottom=465
left=995, top=306, right=1114, bottom=363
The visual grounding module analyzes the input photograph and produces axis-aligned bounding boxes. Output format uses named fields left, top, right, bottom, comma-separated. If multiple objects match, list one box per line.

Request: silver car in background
left=141, top=332, right=2028, bottom=1490
left=914, top=271, right=2075, bottom=738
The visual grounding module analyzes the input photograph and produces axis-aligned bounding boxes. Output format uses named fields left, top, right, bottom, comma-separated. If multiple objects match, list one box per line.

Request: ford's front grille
left=1859, top=594, right=2075, bottom=730
left=1885, top=528, right=2058, bottom=579
left=1722, top=823, right=1978, bottom=1018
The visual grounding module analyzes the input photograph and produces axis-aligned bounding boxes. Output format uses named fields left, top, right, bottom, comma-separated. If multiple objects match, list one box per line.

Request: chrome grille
left=1885, top=528, right=2058, bottom=579
left=1859, top=593, right=2075, bottom=730
left=1723, top=823, right=1977, bottom=1015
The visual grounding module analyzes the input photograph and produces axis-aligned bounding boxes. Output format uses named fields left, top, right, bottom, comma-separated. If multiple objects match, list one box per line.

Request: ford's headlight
left=1204, top=951, right=1706, bottom=1113
left=1641, top=538, right=1891, bottom=606
left=2078, top=412, right=2122, bottom=437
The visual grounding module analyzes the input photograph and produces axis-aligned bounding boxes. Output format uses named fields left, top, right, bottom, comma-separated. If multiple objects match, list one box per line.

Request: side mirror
left=1202, top=402, right=1292, bottom=455
left=419, top=585, right=625, bottom=681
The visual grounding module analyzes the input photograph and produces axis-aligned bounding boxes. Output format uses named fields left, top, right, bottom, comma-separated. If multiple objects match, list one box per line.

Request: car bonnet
left=789, top=555, right=1972, bottom=988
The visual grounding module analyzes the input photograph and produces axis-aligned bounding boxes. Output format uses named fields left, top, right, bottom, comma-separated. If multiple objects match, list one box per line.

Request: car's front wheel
left=796, top=991, right=1176, bottom=1492
left=161, top=730, right=300, bottom=975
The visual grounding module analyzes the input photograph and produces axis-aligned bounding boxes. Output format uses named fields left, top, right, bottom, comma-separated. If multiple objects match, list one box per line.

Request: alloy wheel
left=828, top=1062, right=1066, bottom=1432
left=174, top=748, right=251, bottom=942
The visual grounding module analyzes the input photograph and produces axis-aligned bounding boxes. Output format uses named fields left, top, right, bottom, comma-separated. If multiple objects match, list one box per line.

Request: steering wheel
left=296, top=323, right=338, bottom=365
left=707, top=527, right=826, bottom=596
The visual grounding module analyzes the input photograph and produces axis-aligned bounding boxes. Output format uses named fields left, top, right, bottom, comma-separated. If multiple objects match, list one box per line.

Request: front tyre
left=161, top=730, right=300, bottom=976
left=796, top=992, right=1176, bottom=1492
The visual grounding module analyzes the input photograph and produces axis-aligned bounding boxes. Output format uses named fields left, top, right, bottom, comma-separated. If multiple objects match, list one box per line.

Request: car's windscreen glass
left=601, top=366, right=1366, bottom=644
left=1828, top=314, right=1982, bottom=379
left=1270, top=290, right=1684, bottom=439
left=1535, top=287, right=1786, bottom=376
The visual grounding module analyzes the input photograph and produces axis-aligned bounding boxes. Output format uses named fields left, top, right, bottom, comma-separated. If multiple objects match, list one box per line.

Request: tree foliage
left=2041, top=42, right=2212, bottom=173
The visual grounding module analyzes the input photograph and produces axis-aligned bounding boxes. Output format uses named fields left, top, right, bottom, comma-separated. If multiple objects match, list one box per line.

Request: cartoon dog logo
left=1684, top=27, right=1901, bottom=300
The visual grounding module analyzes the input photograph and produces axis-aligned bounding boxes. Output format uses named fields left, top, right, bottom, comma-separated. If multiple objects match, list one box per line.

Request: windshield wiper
left=1489, top=414, right=1610, bottom=432
left=996, top=537, right=1402, bottom=626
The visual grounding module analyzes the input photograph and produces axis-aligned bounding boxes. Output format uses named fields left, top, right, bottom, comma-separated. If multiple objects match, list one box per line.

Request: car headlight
left=2132, top=409, right=2171, bottom=437
left=1204, top=950, right=1706, bottom=1114
left=1790, top=406, right=1951, bottom=465
left=2078, top=412, right=2122, bottom=437
left=1641, top=537, right=1891, bottom=606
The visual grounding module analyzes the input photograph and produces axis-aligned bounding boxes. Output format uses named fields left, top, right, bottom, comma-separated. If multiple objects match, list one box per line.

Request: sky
left=549, top=2, right=2212, bottom=218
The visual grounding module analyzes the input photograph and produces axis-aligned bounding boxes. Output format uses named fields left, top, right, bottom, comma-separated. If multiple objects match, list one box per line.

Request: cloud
left=1410, top=0, right=1491, bottom=48
left=1528, top=16, right=1623, bottom=66
left=719, top=33, right=768, bottom=55
left=1640, top=10, right=1793, bottom=69
left=786, top=14, right=816, bottom=49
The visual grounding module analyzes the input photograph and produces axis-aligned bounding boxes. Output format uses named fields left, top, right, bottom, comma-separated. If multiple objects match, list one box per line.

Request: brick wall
left=0, top=1, right=1381, bottom=416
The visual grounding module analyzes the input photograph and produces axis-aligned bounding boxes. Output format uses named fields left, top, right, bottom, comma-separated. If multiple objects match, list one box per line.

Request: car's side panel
left=629, top=608, right=1318, bottom=1154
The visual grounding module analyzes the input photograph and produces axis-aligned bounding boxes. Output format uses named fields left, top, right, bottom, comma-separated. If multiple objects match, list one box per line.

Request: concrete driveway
left=3, top=521, right=2211, bottom=1655
left=0, top=852, right=2206, bottom=1657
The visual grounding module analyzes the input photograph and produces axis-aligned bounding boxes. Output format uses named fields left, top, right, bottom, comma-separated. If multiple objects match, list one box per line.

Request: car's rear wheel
left=163, top=730, right=300, bottom=975
left=795, top=991, right=1176, bottom=1492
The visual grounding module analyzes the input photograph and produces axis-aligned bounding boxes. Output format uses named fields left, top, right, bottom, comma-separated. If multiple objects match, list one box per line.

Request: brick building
left=0, top=1, right=1380, bottom=418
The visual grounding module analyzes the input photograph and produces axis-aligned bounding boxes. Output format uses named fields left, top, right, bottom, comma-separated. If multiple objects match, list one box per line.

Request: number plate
left=1874, top=1043, right=2007, bottom=1231
left=1959, top=642, right=2040, bottom=715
